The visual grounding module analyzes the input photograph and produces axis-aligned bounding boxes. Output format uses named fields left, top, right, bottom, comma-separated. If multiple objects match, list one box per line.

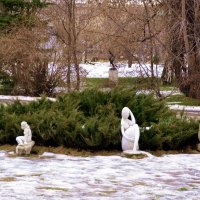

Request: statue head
left=21, top=121, right=29, bottom=130
left=121, top=107, right=130, bottom=119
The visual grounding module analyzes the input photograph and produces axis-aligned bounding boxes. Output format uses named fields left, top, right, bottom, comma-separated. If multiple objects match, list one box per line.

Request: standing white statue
left=16, top=121, right=35, bottom=155
left=121, top=107, right=153, bottom=157
left=121, top=107, right=140, bottom=153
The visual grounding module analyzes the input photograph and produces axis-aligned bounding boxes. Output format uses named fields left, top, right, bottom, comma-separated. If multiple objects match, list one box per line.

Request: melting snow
left=0, top=95, right=56, bottom=102
left=169, top=105, right=200, bottom=112
left=80, top=62, right=164, bottom=78
left=0, top=151, right=200, bottom=199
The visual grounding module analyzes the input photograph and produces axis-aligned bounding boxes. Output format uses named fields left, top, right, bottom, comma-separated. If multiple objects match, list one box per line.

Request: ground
left=0, top=144, right=199, bottom=157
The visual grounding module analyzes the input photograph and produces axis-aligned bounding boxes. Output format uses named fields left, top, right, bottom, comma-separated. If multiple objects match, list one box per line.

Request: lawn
left=84, top=77, right=200, bottom=106
left=166, top=94, right=200, bottom=106
left=83, top=77, right=156, bottom=89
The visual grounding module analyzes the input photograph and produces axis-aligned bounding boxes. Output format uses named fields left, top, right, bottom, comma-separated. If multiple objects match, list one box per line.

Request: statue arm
left=121, top=125, right=134, bottom=142
left=129, top=110, right=136, bottom=125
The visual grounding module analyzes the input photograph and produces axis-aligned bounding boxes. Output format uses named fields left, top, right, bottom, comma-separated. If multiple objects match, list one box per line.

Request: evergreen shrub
left=0, top=89, right=198, bottom=150
left=140, top=116, right=199, bottom=150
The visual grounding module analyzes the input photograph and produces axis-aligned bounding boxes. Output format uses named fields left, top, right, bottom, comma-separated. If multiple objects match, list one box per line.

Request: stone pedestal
left=123, top=150, right=153, bottom=158
left=123, top=152, right=148, bottom=159
left=109, top=68, right=118, bottom=84
left=16, top=141, right=35, bottom=155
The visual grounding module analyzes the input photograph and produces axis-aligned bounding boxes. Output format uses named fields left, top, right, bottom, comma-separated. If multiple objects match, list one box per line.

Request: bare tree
left=0, top=22, right=66, bottom=96
left=90, top=0, right=164, bottom=97
left=159, top=0, right=200, bottom=98
left=0, top=1, right=67, bottom=96
left=47, top=0, right=97, bottom=91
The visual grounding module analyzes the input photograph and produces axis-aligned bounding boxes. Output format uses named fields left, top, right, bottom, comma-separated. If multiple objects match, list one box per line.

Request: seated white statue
left=16, top=121, right=32, bottom=145
left=121, top=107, right=140, bottom=152
left=16, top=121, right=35, bottom=155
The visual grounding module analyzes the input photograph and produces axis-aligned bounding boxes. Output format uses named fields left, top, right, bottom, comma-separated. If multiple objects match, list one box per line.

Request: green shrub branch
left=0, top=88, right=199, bottom=150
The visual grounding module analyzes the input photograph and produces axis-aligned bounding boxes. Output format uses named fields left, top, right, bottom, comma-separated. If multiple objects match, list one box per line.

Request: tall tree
left=160, top=0, right=200, bottom=98
left=48, top=0, right=96, bottom=91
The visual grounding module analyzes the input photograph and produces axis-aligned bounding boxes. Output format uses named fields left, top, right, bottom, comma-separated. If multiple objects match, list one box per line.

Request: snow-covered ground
left=169, top=105, right=200, bottom=112
left=80, top=62, right=163, bottom=78
left=1, top=151, right=200, bottom=200
left=0, top=95, right=56, bottom=102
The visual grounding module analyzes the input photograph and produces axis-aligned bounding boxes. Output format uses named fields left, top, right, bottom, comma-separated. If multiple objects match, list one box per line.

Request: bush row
left=0, top=88, right=199, bottom=150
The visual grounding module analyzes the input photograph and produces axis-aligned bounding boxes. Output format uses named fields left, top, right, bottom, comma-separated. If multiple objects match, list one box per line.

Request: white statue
left=121, top=107, right=140, bottom=152
left=121, top=107, right=153, bottom=157
left=16, top=121, right=32, bottom=145
left=16, top=121, right=35, bottom=155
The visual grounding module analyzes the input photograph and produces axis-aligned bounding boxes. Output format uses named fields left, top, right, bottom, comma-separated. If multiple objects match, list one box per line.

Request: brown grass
left=0, top=144, right=198, bottom=157
left=0, top=144, right=121, bottom=157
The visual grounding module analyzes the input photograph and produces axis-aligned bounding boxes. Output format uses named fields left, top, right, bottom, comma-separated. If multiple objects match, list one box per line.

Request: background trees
left=158, top=0, right=200, bottom=98
left=0, top=0, right=52, bottom=95
left=0, top=0, right=199, bottom=99
left=47, top=0, right=97, bottom=91
left=91, top=0, right=164, bottom=96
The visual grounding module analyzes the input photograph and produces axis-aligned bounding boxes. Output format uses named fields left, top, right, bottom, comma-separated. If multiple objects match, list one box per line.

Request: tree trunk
left=72, top=0, right=80, bottom=91
left=180, top=0, right=200, bottom=98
